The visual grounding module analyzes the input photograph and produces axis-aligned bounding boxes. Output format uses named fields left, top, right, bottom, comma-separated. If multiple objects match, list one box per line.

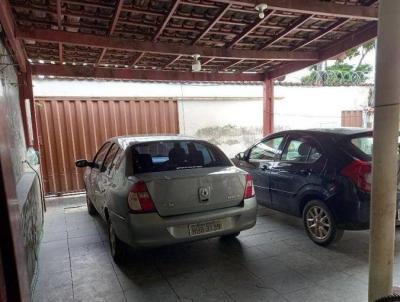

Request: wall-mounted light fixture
left=255, top=3, right=268, bottom=19
left=192, top=54, right=201, bottom=72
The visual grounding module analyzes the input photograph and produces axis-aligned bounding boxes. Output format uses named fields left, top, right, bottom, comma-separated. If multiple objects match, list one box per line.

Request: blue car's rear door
left=269, top=135, right=325, bottom=214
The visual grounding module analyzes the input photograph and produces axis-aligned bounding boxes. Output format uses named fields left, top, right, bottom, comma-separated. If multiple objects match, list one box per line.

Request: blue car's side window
left=281, top=138, right=322, bottom=163
left=249, top=137, right=284, bottom=161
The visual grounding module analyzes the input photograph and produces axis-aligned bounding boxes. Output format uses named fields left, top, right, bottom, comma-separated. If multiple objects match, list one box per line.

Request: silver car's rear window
left=131, top=140, right=232, bottom=174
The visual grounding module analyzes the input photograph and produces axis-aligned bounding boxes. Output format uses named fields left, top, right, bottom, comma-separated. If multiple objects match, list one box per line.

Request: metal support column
left=263, top=78, right=274, bottom=136
left=18, top=65, right=39, bottom=150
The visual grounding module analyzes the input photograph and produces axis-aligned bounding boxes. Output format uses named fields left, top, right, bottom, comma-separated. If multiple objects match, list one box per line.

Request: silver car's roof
left=109, top=135, right=203, bottom=149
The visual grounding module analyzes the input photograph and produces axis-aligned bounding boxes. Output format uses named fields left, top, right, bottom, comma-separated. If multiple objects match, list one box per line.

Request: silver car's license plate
left=189, top=220, right=223, bottom=236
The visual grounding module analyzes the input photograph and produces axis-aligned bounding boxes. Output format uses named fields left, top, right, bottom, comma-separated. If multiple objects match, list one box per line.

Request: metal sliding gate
left=35, top=98, right=179, bottom=194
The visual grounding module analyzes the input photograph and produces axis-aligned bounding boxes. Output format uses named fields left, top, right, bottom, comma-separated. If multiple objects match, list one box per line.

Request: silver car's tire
left=303, top=200, right=343, bottom=246
left=108, top=221, right=126, bottom=264
left=86, top=195, right=97, bottom=216
left=221, top=232, right=240, bottom=240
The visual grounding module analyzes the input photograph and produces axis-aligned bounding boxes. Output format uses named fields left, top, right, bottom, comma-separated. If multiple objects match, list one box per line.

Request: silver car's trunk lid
left=137, top=166, right=245, bottom=216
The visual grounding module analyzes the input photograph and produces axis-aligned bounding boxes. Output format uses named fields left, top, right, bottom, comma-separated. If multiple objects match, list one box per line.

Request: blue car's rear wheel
left=303, top=200, right=343, bottom=246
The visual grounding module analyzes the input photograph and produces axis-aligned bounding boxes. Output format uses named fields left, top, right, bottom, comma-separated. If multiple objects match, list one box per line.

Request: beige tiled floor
left=33, top=195, right=400, bottom=302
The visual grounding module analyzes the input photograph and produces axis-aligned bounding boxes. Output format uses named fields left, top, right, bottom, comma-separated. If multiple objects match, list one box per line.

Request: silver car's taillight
left=244, top=174, right=255, bottom=199
left=128, top=181, right=156, bottom=213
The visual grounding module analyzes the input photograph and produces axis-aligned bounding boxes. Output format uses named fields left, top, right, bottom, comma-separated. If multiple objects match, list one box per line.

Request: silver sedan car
left=76, top=136, right=257, bottom=263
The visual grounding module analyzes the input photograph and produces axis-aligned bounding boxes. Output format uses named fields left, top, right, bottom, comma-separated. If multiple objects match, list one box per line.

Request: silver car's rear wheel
left=108, top=221, right=125, bottom=263
left=86, top=195, right=97, bottom=216
left=303, top=200, right=343, bottom=246
left=109, top=224, right=117, bottom=255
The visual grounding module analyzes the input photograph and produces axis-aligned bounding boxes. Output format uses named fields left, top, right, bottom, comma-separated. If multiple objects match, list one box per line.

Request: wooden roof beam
left=363, top=0, right=379, bottom=6
left=95, top=0, right=124, bottom=66
left=0, top=0, right=27, bottom=71
left=58, top=43, right=63, bottom=64
left=260, top=15, right=313, bottom=50
left=16, top=27, right=319, bottom=62
left=164, top=55, right=182, bottom=68
left=31, top=64, right=264, bottom=82
left=153, top=0, right=180, bottom=42
left=56, top=0, right=63, bottom=65
left=226, top=10, right=274, bottom=48
left=96, top=49, right=107, bottom=66
left=291, top=18, right=348, bottom=51
left=223, top=59, right=245, bottom=70
left=244, top=61, right=270, bottom=72
left=192, top=3, right=231, bottom=45
left=129, top=52, right=145, bottom=68
left=60, top=0, right=378, bottom=20
left=212, top=0, right=378, bottom=20
left=109, top=0, right=124, bottom=34
left=263, top=0, right=378, bottom=76
left=202, top=57, right=215, bottom=66
left=180, top=1, right=218, bottom=9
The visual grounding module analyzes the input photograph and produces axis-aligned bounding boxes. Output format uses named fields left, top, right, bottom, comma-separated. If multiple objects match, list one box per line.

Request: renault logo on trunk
left=198, top=186, right=210, bottom=202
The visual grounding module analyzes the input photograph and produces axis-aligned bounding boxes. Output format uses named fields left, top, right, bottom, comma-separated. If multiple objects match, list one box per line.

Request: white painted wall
left=179, top=98, right=264, bottom=157
left=33, top=79, right=262, bottom=98
left=177, top=86, right=371, bottom=156
left=33, top=79, right=372, bottom=157
left=274, top=86, right=371, bottom=131
left=179, top=99, right=263, bottom=134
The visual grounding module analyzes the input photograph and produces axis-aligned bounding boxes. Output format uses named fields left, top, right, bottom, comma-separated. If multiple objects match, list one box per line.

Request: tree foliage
left=301, top=41, right=375, bottom=86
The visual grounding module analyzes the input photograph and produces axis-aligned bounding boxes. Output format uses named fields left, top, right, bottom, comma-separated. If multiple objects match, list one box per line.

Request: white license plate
left=189, top=220, right=223, bottom=237
left=397, top=210, right=400, bottom=221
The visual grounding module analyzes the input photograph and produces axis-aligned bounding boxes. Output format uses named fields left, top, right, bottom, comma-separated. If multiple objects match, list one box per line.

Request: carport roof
left=2, top=0, right=378, bottom=81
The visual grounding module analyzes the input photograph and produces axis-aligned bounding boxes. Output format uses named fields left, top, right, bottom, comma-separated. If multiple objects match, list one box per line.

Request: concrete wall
left=0, top=40, right=43, bottom=292
left=2, top=49, right=26, bottom=182
left=178, top=98, right=263, bottom=158
left=33, top=79, right=372, bottom=157
left=178, top=86, right=371, bottom=157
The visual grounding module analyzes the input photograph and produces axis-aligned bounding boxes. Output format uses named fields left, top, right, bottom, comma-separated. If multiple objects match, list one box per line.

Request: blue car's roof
left=306, top=128, right=372, bottom=135
left=270, top=128, right=372, bottom=138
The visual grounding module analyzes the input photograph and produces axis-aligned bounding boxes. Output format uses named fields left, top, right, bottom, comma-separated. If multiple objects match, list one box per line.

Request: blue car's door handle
left=261, top=165, right=270, bottom=171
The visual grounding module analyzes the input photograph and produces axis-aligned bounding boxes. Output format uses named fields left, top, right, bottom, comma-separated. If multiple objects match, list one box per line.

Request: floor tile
left=123, top=278, right=179, bottom=302
left=33, top=197, right=384, bottom=302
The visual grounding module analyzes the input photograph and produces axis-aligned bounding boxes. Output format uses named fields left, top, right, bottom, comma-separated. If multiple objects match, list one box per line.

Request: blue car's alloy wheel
left=303, top=200, right=344, bottom=246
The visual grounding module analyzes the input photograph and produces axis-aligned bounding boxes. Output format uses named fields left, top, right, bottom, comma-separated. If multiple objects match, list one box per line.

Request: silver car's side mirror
left=75, top=159, right=93, bottom=168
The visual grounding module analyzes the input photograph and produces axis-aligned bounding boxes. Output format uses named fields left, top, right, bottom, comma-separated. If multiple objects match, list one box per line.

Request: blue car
left=233, top=128, right=399, bottom=246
